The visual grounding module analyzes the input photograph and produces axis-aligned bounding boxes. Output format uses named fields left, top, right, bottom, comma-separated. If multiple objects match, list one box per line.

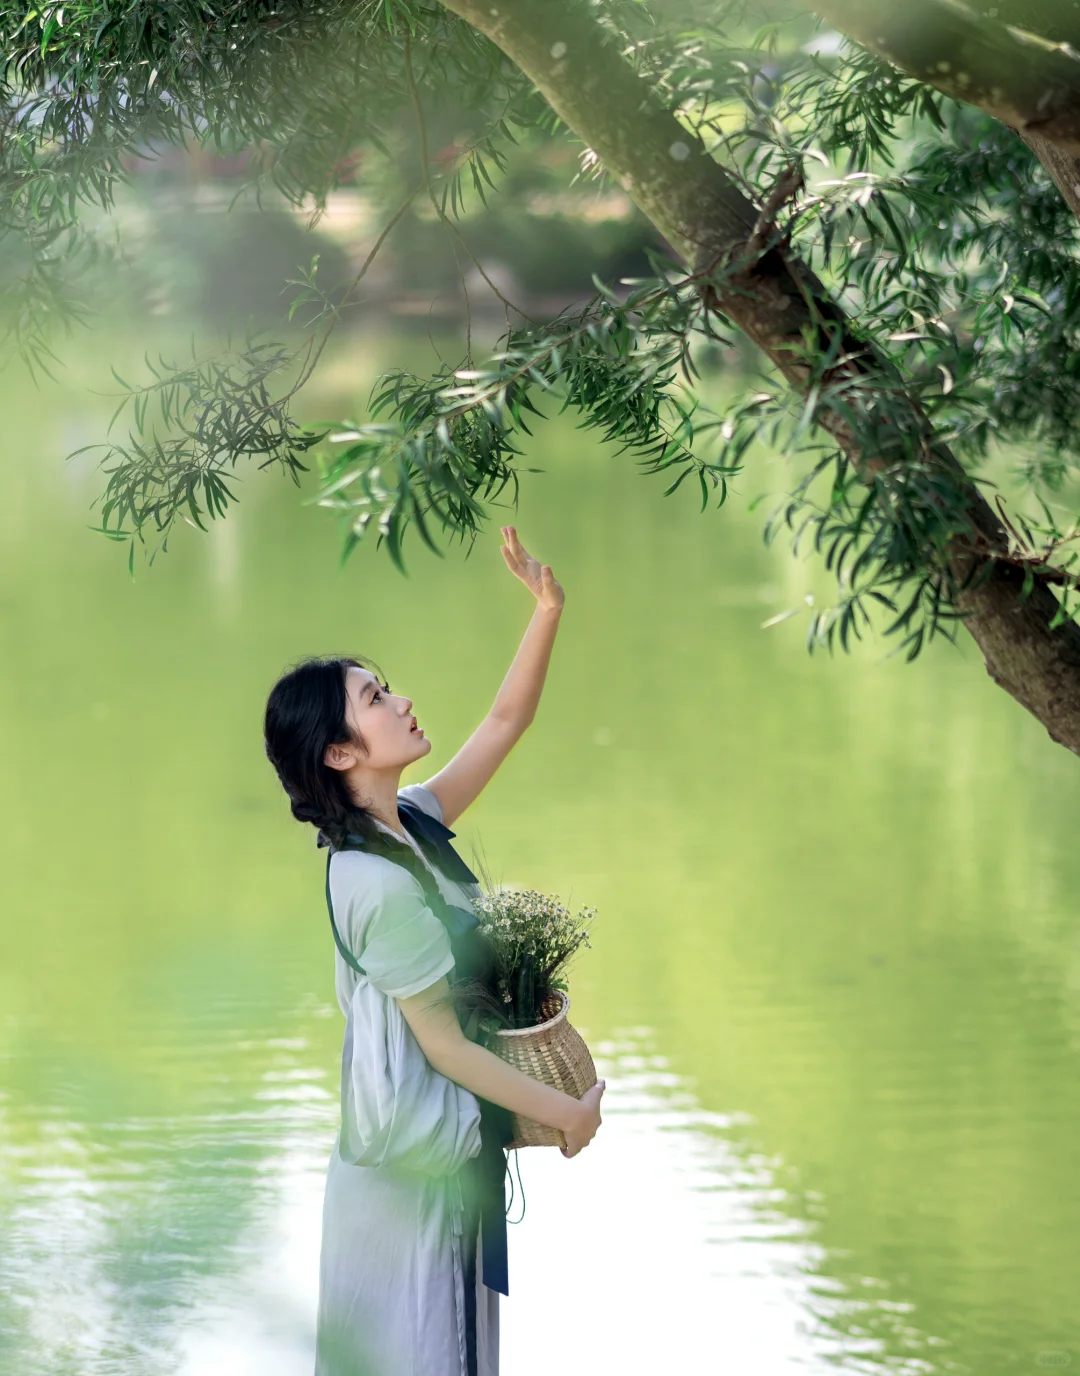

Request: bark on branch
left=808, top=5, right=1080, bottom=296
left=811, top=0, right=1080, bottom=156
left=437, top=0, right=1080, bottom=754
left=807, top=2, right=1080, bottom=313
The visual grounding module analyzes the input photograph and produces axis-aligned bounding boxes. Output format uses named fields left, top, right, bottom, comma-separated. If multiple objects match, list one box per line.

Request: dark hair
left=263, top=655, right=386, bottom=848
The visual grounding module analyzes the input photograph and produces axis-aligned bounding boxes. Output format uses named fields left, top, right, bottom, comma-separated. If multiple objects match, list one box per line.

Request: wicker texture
left=492, top=991, right=597, bottom=1149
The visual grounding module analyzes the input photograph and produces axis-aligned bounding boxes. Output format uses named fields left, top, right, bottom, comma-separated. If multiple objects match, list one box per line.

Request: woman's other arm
left=421, top=526, right=564, bottom=828
left=397, top=977, right=604, bottom=1158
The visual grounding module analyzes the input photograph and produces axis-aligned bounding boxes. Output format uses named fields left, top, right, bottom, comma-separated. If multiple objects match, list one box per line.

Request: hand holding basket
left=491, top=990, right=596, bottom=1149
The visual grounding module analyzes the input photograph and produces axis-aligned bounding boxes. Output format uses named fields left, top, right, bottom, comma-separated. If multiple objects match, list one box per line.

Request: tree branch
left=437, top=0, right=1080, bottom=754
left=807, top=3, right=1080, bottom=329
left=807, top=2, right=1080, bottom=261
left=811, top=0, right=1080, bottom=155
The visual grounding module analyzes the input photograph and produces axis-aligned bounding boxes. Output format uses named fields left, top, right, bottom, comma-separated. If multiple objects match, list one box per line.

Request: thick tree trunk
left=438, top=0, right=1080, bottom=753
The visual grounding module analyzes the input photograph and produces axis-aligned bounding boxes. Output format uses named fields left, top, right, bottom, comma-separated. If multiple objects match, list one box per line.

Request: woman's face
left=341, top=666, right=432, bottom=769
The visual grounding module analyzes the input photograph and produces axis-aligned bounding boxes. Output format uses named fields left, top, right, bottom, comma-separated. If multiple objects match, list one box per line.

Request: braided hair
left=263, top=655, right=386, bottom=849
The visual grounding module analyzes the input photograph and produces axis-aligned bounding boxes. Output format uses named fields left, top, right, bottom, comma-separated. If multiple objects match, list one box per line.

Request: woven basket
left=492, top=990, right=597, bottom=1149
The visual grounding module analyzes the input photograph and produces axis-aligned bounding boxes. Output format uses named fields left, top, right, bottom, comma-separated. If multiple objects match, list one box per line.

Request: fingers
left=562, top=1079, right=606, bottom=1160
left=499, top=527, right=559, bottom=600
left=501, top=525, right=532, bottom=562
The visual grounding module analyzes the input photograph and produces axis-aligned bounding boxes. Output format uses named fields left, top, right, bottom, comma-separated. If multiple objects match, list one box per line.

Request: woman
left=263, top=527, right=605, bottom=1376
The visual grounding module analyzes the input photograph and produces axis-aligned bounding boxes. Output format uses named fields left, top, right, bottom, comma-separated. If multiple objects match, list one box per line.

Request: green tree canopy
left=8, top=0, right=1080, bottom=750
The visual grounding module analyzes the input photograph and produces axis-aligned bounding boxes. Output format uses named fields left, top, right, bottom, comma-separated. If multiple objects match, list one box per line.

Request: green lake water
left=1, top=327, right=1078, bottom=1375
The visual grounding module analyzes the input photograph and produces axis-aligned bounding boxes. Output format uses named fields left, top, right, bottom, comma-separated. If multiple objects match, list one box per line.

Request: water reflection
left=1, top=328, right=1078, bottom=1375
left=7, top=1028, right=944, bottom=1376
left=0, top=1008, right=336, bottom=1376
left=504, top=1032, right=961, bottom=1376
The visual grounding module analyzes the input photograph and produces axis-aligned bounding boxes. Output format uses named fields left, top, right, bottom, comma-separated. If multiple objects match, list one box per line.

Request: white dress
left=314, top=783, right=500, bottom=1376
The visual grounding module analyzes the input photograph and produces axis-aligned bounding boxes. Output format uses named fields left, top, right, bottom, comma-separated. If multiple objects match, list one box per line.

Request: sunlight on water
left=1, top=326, right=1079, bottom=1375
left=16, top=1030, right=897, bottom=1376
left=504, top=1033, right=897, bottom=1376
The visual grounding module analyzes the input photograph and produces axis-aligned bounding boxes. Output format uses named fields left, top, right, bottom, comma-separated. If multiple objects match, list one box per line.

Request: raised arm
left=420, top=526, right=564, bottom=828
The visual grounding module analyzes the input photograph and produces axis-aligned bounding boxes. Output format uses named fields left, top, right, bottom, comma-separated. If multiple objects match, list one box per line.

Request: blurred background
left=1, top=124, right=1079, bottom=1376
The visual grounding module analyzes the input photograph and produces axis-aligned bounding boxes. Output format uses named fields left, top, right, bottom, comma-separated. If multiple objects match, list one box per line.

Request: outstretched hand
left=499, top=526, right=565, bottom=611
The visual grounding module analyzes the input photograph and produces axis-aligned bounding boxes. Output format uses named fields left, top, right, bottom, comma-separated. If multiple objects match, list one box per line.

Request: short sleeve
left=398, top=782, right=444, bottom=823
left=332, top=853, right=454, bottom=999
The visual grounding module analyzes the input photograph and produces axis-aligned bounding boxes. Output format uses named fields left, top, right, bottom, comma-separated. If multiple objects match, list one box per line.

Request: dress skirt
left=315, top=1135, right=499, bottom=1376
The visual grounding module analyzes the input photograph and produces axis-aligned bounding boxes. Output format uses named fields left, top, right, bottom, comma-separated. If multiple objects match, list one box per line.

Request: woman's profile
left=263, top=526, right=606, bottom=1376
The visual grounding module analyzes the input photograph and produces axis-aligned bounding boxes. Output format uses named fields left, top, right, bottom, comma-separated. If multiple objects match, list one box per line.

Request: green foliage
left=6, top=0, right=1080, bottom=657
left=715, top=35, right=1080, bottom=640
left=0, top=1, right=533, bottom=349
left=83, top=336, right=320, bottom=562
left=314, top=279, right=741, bottom=571
left=604, top=7, right=1080, bottom=647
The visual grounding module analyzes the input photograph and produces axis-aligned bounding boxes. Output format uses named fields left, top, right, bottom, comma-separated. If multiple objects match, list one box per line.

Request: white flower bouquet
left=457, top=884, right=598, bottom=1148
left=466, top=886, right=595, bottom=1033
